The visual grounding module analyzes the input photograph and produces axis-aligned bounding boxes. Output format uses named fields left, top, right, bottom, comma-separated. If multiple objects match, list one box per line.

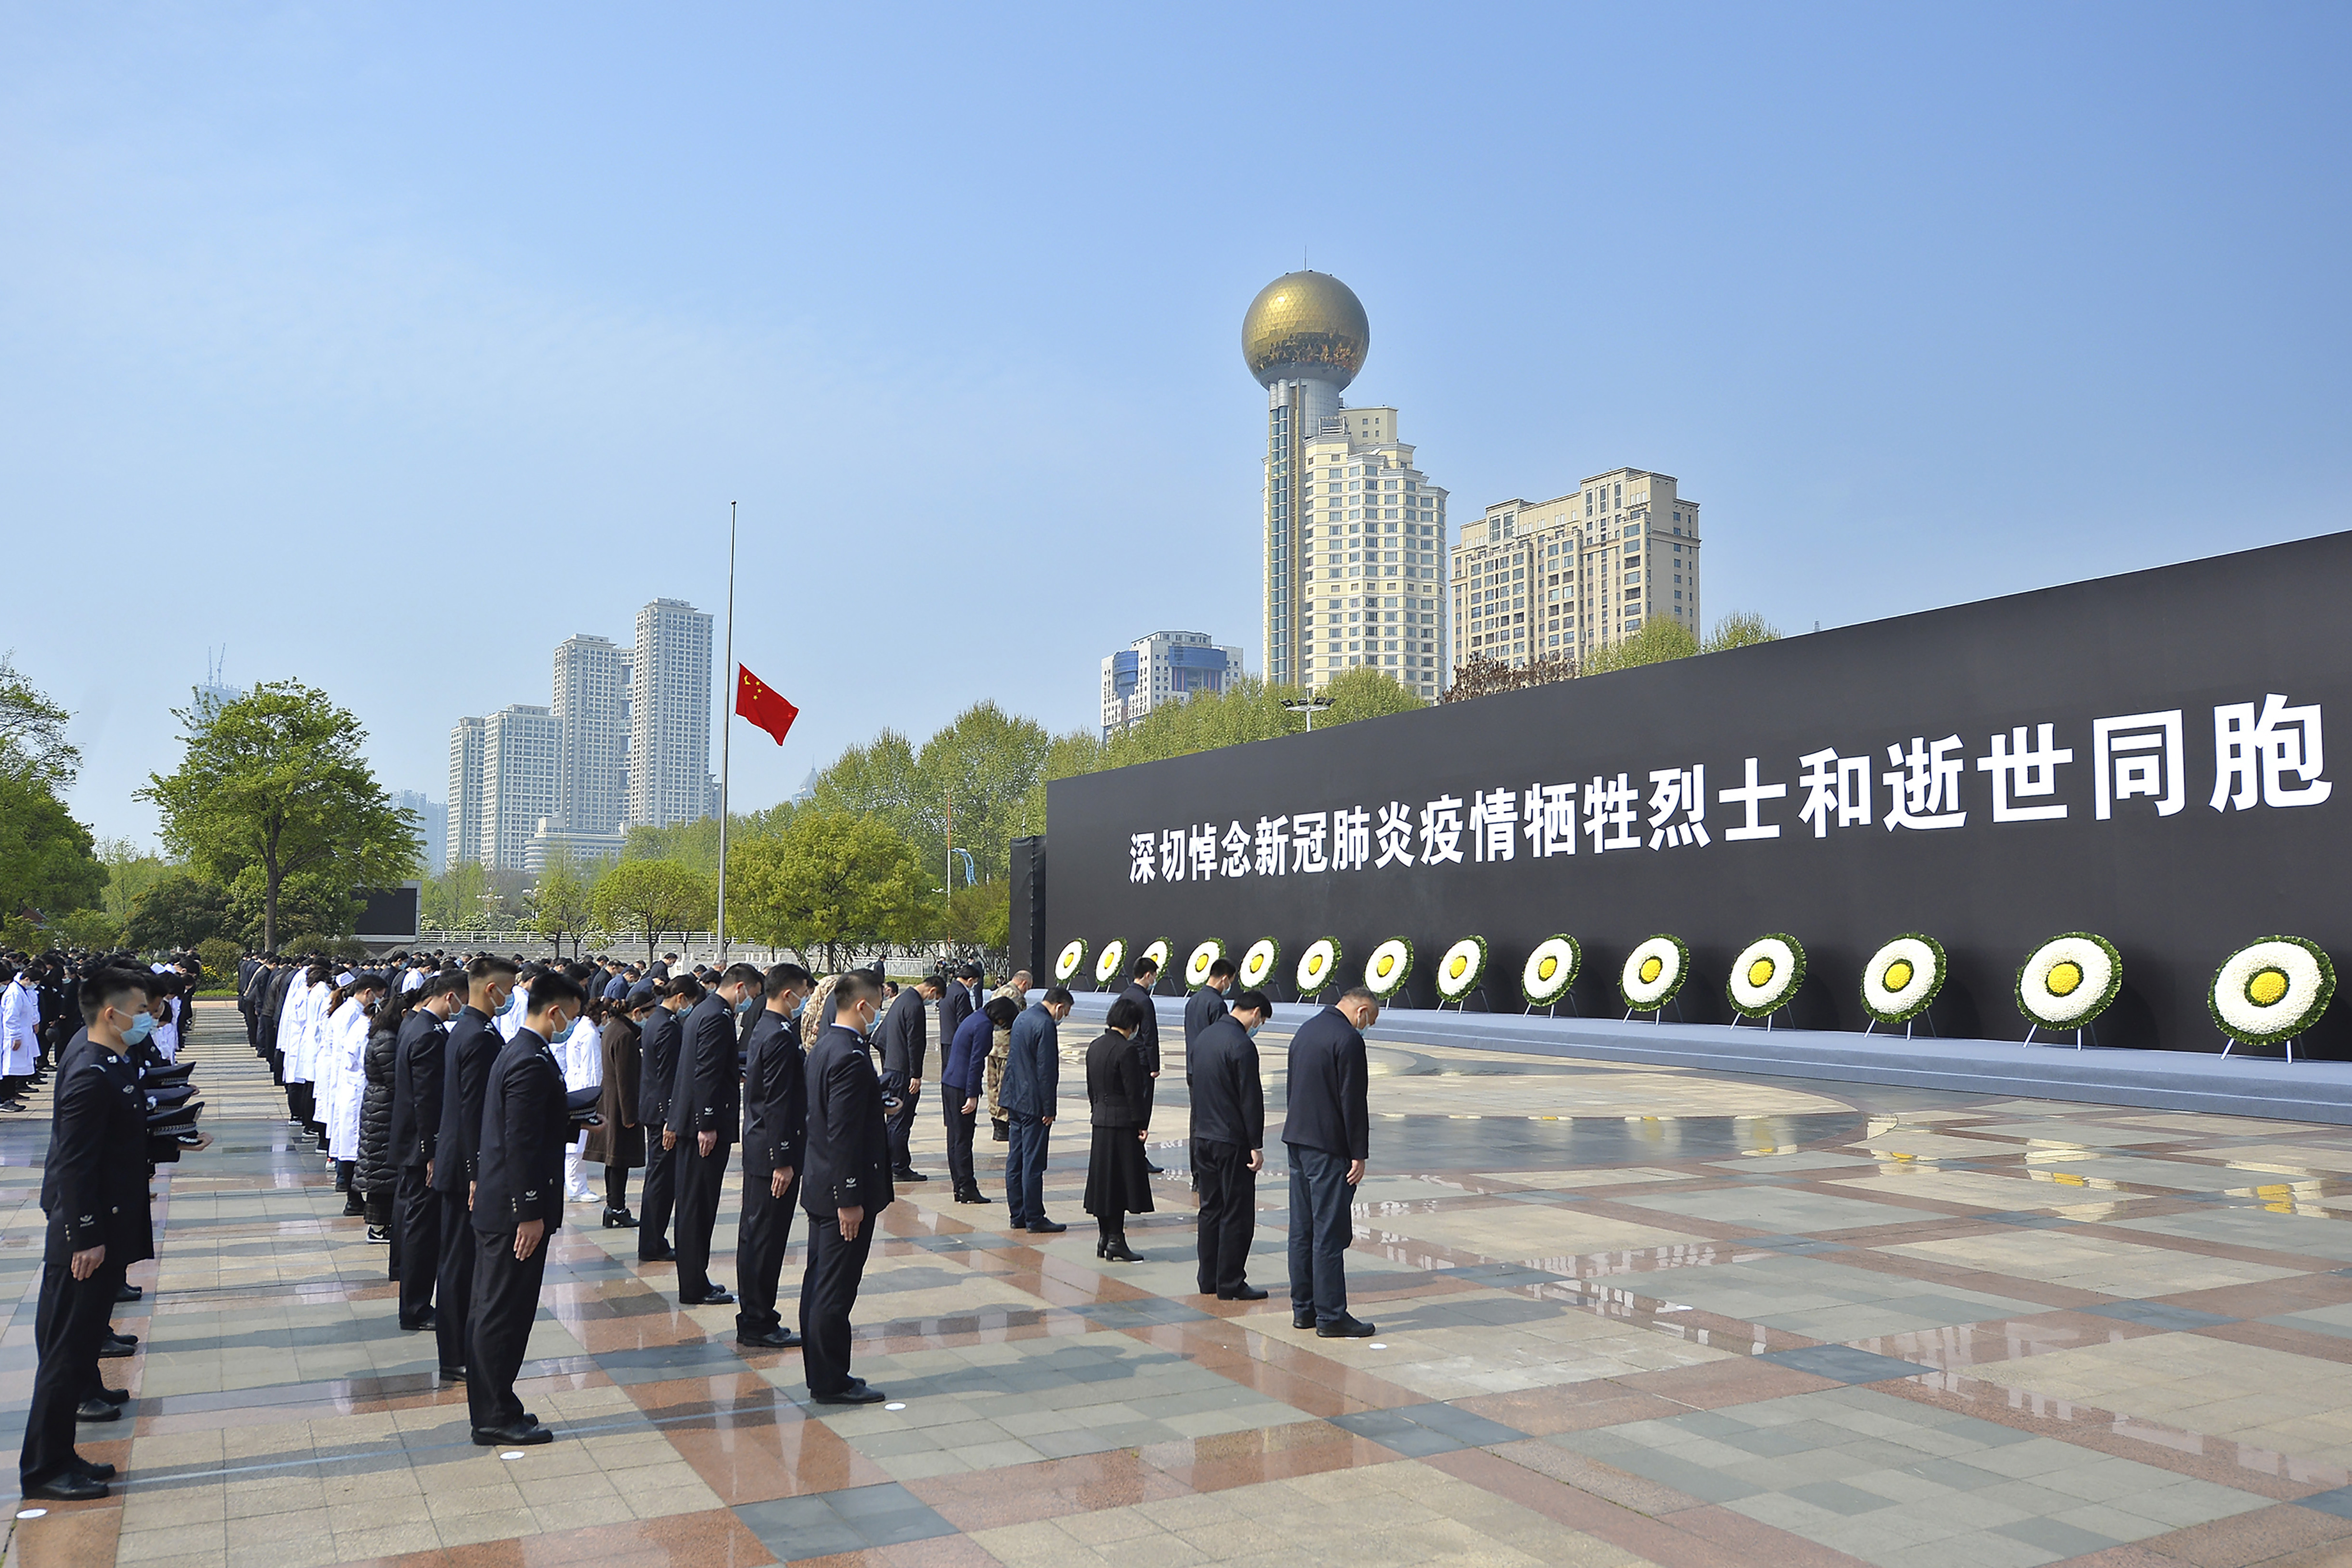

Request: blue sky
left=6, top=3, right=2347, bottom=847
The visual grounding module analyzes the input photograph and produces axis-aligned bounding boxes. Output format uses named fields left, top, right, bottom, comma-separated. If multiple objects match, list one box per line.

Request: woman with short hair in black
left=1083, top=995, right=1155, bottom=1263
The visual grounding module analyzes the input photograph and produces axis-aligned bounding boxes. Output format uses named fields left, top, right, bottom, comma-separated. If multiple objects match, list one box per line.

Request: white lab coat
left=326, top=999, right=369, bottom=1160
left=1, top=980, right=39, bottom=1077
left=294, top=982, right=333, bottom=1084
left=151, top=996, right=182, bottom=1063
left=278, top=979, right=313, bottom=1084
left=561, top=1018, right=602, bottom=1193
left=497, top=984, right=530, bottom=1041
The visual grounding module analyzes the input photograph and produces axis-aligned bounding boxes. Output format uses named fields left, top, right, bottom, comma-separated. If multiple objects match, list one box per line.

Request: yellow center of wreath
left=1884, top=959, right=1914, bottom=992
left=2248, top=968, right=2290, bottom=1007
left=1747, top=958, right=1776, bottom=989
left=1537, top=956, right=1558, bottom=982
left=1377, top=955, right=1395, bottom=978
left=1308, top=955, right=1325, bottom=976
left=2047, top=961, right=2083, bottom=997
left=1449, top=955, right=1468, bottom=979
left=1639, top=956, right=1663, bottom=985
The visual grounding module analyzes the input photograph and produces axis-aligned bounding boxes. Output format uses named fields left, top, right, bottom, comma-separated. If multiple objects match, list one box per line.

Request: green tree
left=422, top=860, right=492, bottom=930
left=727, top=807, right=930, bottom=971
left=141, top=681, right=419, bottom=952
left=940, top=879, right=1010, bottom=961
left=0, top=651, right=79, bottom=791
left=1580, top=618, right=1702, bottom=675
left=52, top=909, right=125, bottom=950
left=126, top=871, right=231, bottom=950
left=195, top=935, right=242, bottom=987
left=525, top=846, right=599, bottom=957
left=622, top=804, right=793, bottom=878
left=96, top=837, right=171, bottom=924
left=1321, top=667, right=1428, bottom=724
left=0, top=776, right=105, bottom=922
left=591, top=858, right=715, bottom=962
left=1703, top=611, right=1782, bottom=653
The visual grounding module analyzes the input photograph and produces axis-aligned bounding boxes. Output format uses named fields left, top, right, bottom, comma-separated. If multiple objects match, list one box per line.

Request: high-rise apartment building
left=1099, top=631, right=1247, bottom=738
left=481, top=704, right=561, bottom=871
left=1244, top=273, right=1449, bottom=700
left=1450, top=469, right=1702, bottom=672
left=627, top=598, right=714, bottom=829
left=446, top=717, right=484, bottom=867
left=391, top=789, right=447, bottom=874
left=552, top=634, right=629, bottom=838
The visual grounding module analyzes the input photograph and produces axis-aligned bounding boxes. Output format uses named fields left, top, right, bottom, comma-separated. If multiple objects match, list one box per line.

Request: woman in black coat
left=1083, top=994, right=1155, bottom=1262
left=358, top=988, right=406, bottom=1247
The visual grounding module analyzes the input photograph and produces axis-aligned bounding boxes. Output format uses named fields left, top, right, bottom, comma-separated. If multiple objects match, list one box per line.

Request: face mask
left=551, top=1015, right=578, bottom=1044
left=493, top=988, right=517, bottom=1015
left=1245, top=1020, right=1264, bottom=1039
left=123, top=1010, right=157, bottom=1045
left=789, top=996, right=806, bottom=1019
left=735, top=994, right=761, bottom=1016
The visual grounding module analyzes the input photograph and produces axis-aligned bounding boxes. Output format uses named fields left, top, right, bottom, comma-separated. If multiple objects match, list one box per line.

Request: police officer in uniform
left=735, top=963, right=811, bottom=1349
left=799, top=970, right=894, bottom=1404
left=433, top=956, right=518, bottom=1379
left=671, top=964, right=763, bottom=1304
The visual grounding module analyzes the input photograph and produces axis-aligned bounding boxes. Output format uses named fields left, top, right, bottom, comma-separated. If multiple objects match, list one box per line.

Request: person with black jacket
left=1183, top=959, right=1235, bottom=1084
left=877, top=974, right=937, bottom=1181
left=938, top=961, right=980, bottom=1060
left=20, top=968, right=151, bottom=1501
left=466, top=970, right=586, bottom=1447
left=735, top=963, right=811, bottom=1348
left=636, top=975, right=699, bottom=1262
left=358, top=991, right=402, bottom=1247
left=1189, top=990, right=1270, bottom=1300
left=798, top=970, right=893, bottom=1404
left=432, top=956, right=518, bottom=1379
left=1281, top=987, right=1378, bottom=1339
left=392, top=970, right=464, bottom=1331
left=670, top=963, right=763, bottom=1305
left=1082, top=995, right=1155, bottom=1263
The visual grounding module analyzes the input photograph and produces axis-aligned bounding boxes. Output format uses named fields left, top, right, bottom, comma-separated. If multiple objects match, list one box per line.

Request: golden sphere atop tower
left=1242, top=270, right=1368, bottom=390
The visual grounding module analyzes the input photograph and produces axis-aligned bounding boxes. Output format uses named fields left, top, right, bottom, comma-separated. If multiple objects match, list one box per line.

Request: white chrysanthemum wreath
left=1184, top=939, right=1224, bottom=991
left=1094, top=939, right=1127, bottom=989
left=2017, top=933, right=2121, bottom=1038
left=1053, top=939, right=1086, bottom=984
left=2211, top=936, right=2335, bottom=1055
left=1296, top=938, right=1341, bottom=997
left=1620, top=935, right=1689, bottom=1014
left=1238, top=938, right=1280, bottom=992
left=1727, top=934, right=1805, bottom=1019
left=1861, top=934, right=1945, bottom=1026
left=1522, top=935, right=1580, bottom=1009
left=1435, top=937, right=1487, bottom=1003
left=1365, top=937, right=1415, bottom=1001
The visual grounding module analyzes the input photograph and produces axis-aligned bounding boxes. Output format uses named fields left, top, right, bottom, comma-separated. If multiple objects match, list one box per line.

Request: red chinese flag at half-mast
left=735, top=665, right=798, bottom=747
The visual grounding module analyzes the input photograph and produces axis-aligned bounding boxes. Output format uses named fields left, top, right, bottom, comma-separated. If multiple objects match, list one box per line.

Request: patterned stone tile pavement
left=7, top=1002, right=2352, bottom=1567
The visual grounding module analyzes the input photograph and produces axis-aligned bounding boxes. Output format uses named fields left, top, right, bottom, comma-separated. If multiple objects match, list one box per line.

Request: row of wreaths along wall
left=1049, top=932, right=2338, bottom=1053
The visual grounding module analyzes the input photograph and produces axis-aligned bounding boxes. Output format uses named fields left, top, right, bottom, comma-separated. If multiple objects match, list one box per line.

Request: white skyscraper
left=1244, top=273, right=1448, bottom=699
left=552, top=634, right=629, bottom=839
left=481, top=704, right=561, bottom=870
left=447, top=718, right=484, bottom=868
left=1100, top=631, right=1247, bottom=738
left=392, top=789, right=447, bottom=874
left=627, top=598, right=714, bottom=829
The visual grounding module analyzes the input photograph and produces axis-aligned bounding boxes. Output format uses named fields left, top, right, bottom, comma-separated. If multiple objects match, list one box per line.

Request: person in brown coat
left=584, top=989, right=653, bottom=1229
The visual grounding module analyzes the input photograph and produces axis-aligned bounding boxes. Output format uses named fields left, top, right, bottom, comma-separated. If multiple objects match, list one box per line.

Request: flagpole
left=717, top=500, right=736, bottom=963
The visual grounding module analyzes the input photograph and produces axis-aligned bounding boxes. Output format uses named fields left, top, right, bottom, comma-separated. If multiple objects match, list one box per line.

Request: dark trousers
left=1194, top=1138, right=1258, bottom=1295
left=20, top=1246, right=113, bottom=1486
left=434, top=1189, right=474, bottom=1371
left=465, top=1228, right=548, bottom=1432
left=672, top=1136, right=731, bottom=1298
left=397, top=1166, right=438, bottom=1325
left=887, top=1084, right=922, bottom=1172
left=638, top=1134, right=676, bottom=1257
left=941, top=1089, right=977, bottom=1195
left=735, top=1169, right=800, bottom=1337
left=1004, top=1111, right=1049, bottom=1226
left=797, top=1214, right=874, bottom=1397
left=1286, top=1144, right=1353, bottom=1325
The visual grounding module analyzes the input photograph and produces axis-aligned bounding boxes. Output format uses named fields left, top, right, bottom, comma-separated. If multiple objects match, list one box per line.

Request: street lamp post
left=1283, top=696, right=1334, bottom=732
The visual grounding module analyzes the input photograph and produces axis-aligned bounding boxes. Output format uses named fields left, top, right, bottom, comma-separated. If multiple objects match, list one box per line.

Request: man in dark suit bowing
left=1118, top=957, right=1165, bottom=1172
left=635, top=974, right=700, bottom=1263
left=671, top=963, right=764, bottom=1306
left=798, top=970, right=894, bottom=1405
left=736, top=963, right=812, bottom=1349
left=1183, top=958, right=1234, bottom=1084
left=1281, top=985, right=1376, bottom=1339
left=433, top=955, right=518, bottom=1381
left=1189, top=988, right=1270, bottom=1301
left=390, top=970, right=464, bottom=1332
left=466, top=969, right=588, bottom=1447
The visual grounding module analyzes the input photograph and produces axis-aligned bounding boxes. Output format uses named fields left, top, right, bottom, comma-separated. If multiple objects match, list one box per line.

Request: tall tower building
left=391, top=789, right=446, bottom=874
left=446, top=717, right=484, bottom=868
left=1244, top=273, right=1447, bottom=699
left=481, top=704, right=561, bottom=870
left=627, top=598, right=714, bottom=829
left=1099, top=630, right=1247, bottom=738
left=552, top=634, right=629, bottom=838
left=1449, top=468, right=1702, bottom=672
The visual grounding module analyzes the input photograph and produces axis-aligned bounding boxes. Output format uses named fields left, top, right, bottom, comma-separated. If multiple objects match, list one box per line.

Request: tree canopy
left=0, top=655, right=104, bottom=924
left=591, top=857, right=715, bottom=961
left=140, top=680, right=419, bottom=951
left=726, top=806, right=930, bottom=971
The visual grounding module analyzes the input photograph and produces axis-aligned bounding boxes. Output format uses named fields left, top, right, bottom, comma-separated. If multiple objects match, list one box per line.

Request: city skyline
left=11, top=9, right=2349, bottom=846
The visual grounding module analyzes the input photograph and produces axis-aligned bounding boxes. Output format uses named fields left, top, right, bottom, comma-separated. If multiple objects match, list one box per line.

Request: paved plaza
left=7, top=1001, right=2352, bottom=1568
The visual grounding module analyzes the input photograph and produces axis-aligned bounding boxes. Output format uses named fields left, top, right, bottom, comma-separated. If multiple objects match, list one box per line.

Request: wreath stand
left=1525, top=992, right=1582, bottom=1018
left=1865, top=1006, right=1939, bottom=1040
left=2221, top=1034, right=2300, bottom=1063
left=1624, top=1000, right=1686, bottom=1024
left=1729, top=1007, right=1787, bottom=1032
left=2024, top=1020, right=2098, bottom=1049
left=1437, top=985, right=1490, bottom=1014
left=1294, top=982, right=1329, bottom=1006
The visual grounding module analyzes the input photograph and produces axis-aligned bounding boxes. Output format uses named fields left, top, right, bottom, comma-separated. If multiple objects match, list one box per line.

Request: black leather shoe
left=892, top=1167, right=927, bottom=1182
left=21, top=1473, right=106, bottom=1501
left=1218, top=1285, right=1269, bottom=1301
left=70, top=1457, right=117, bottom=1480
left=92, top=1386, right=129, bottom=1406
left=107, top=1330, right=138, bottom=1348
left=1100, top=1235, right=1141, bottom=1263
left=438, top=1364, right=468, bottom=1381
left=737, top=1327, right=801, bottom=1349
left=1292, top=1309, right=1316, bottom=1330
left=637, top=1244, right=677, bottom=1262
left=75, top=1398, right=120, bottom=1422
left=811, top=1384, right=886, bottom=1405
left=684, top=1287, right=735, bottom=1306
left=97, top=1338, right=134, bottom=1359
left=1026, top=1220, right=1067, bottom=1234
left=601, top=1208, right=638, bottom=1228
left=400, top=1309, right=437, bottom=1330
left=1145, top=1161, right=1165, bottom=1175
left=1316, top=1315, right=1377, bottom=1338
left=470, top=1420, right=553, bottom=1446
left=956, top=1190, right=992, bottom=1203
